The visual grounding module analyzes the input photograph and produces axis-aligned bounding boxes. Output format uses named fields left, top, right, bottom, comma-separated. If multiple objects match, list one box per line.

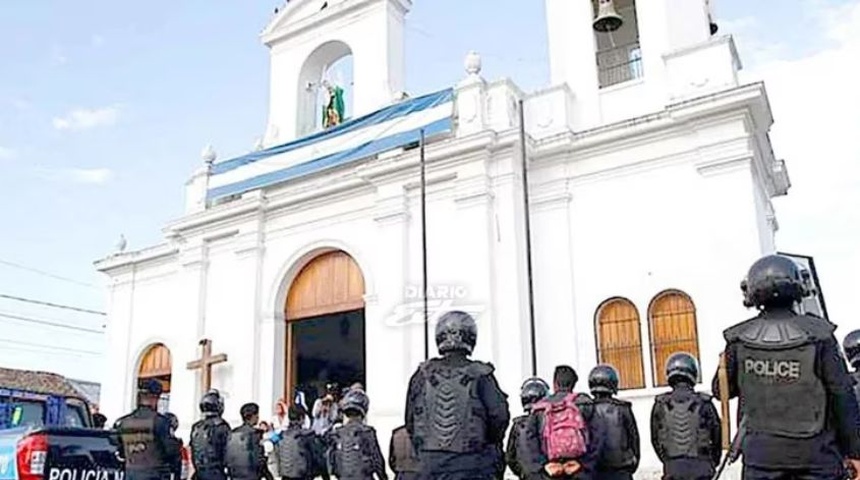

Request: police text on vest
left=744, top=358, right=801, bottom=380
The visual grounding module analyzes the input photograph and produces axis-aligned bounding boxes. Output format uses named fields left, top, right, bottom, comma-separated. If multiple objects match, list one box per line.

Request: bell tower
left=545, top=0, right=725, bottom=128
left=260, top=0, right=411, bottom=146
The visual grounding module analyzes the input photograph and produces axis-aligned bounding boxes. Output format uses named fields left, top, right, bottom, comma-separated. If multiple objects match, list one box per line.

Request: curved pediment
left=261, top=0, right=411, bottom=44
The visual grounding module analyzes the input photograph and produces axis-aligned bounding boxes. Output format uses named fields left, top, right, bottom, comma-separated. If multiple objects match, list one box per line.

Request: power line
left=0, top=293, right=106, bottom=316
left=0, top=259, right=98, bottom=289
left=0, top=311, right=105, bottom=334
left=0, top=338, right=102, bottom=356
left=0, top=345, right=100, bottom=357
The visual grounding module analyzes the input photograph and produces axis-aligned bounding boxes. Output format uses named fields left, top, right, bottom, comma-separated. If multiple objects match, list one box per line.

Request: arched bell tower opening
left=296, top=41, right=355, bottom=138
left=260, top=0, right=411, bottom=146
left=592, top=0, right=643, bottom=88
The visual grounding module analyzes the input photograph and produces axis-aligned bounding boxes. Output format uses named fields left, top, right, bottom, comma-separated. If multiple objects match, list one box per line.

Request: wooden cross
left=186, top=339, right=228, bottom=394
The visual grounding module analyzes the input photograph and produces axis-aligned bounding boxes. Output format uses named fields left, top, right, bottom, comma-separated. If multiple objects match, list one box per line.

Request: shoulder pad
left=726, top=314, right=830, bottom=348
left=610, top=397, right=632, bottom=407
left=724, top=316, right=760, bottom=342
left=696, top=392, right=713, bottom=402
left=469, top=360, right=494, bottom=376
left=363, top=425, right=377, bottom=434
left=800, top=313, right=837, bottom=336
left=654, top=393, right=671, bottom=403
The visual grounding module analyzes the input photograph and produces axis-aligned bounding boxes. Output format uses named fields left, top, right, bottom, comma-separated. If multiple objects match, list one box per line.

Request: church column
left=366, top=185, right=410, bottom=416
left=101, top=267, right=134, bottom=418
left=170, top=240, right=209, bottom=432
left=232, top=200, right=267, bottom=417
left=529, top=182, right=579, bottom=378
left=488, top=148, right=540, bottom=405
left=362, top=185, right=410, bottom=455
left=452, top=161, right=497, bottom=363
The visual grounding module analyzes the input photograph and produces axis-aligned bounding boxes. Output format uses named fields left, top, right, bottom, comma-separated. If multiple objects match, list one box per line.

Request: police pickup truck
left=0, top=368, right=123, bottom=480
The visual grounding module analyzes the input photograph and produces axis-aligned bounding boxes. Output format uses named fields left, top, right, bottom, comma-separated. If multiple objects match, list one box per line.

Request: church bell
left=593, top=0, right=624, bottom=33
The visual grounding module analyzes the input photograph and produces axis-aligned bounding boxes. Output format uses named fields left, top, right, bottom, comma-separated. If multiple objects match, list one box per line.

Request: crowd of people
left=110, top=254, right=860, bottom=480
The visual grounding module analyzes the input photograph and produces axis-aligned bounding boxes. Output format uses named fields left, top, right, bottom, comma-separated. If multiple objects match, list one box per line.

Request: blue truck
left=0, top=368, right=122, bottom=480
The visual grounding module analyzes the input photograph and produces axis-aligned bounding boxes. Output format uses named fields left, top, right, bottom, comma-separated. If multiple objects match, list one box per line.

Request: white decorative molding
left=531, top=189, right=572, bottom=209
left=373, top=194, right=410, bottom=225
left=771, top=158, right=791, bottom=196
left=454, top=175, right=494, bottom=207
left=695, top=155, right=752, bottom=177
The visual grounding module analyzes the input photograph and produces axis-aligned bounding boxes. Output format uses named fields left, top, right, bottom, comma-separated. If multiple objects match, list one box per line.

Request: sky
left=0, top=0, right=858, bottom=384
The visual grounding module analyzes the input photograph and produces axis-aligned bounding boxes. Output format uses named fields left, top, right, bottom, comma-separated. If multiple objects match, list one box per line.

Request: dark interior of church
left=292, top=309, right=365, bottom=407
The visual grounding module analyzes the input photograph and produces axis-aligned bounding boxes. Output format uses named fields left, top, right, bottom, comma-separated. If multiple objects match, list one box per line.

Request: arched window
left=648, top=290, right=700, bottom=387
left=594, top=298, right=645, bottom=390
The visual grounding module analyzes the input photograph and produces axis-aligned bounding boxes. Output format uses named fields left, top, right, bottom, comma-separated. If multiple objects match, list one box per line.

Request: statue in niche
left=321, top=79, right=345, bottom=129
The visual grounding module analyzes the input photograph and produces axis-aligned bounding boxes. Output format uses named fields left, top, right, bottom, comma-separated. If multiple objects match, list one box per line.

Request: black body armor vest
left=594, top=398, right=637, bottom=470
left=225, top=424, right=262, bottom=479
left=412, top=359, right=492, bottom=453
left=116, top=408, right=160, bottom=471
left=729, top=314, right=829, bottom=438
left=655, top=393, right=712, bottom=460
left=277, top=428, right=313, bottom=478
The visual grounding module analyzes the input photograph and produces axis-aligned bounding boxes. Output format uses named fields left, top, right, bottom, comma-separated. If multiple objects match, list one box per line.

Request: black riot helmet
left=665, top=352, right=699, bottom=386
left=588, top=364, right=620, bottom=395
left=339, top=388, right=369, bottom=417
left=844, top=330, right=860, bottom=369
left=520, top=377, right=550, bottom=410
left=199, top=389, right=224, bottom=415
left=435, top=310, right=478, bottom=355
left=165, top=412, right=179, bottom=432
left=741, top=254, right=809, bottom=310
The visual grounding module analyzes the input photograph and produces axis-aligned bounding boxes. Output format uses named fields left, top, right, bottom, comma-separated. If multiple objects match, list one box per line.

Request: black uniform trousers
left=743, top=465, right=847, bottom=480
left=660, top=458, right=714, bottom=480
left=594, top=471, right=634, bottom=480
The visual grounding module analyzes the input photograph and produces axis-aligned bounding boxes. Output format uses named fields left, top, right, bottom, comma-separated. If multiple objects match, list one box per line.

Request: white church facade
left=95, top=0, right=792, bottom=476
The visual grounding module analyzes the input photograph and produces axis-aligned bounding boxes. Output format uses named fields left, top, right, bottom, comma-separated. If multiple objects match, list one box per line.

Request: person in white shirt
left=311, top=383, right=340, bottom=436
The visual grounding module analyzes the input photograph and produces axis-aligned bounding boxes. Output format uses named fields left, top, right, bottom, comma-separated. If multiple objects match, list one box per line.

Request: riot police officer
left=405, top=310, right=511, bottom=480
left=165, top=413, right=185, bottom=480
left=505, top=377, right=550, bottom=479
left=226, top=403, right=270, bottom=480
left=843, top=330, right=860, bottom=404
left=326, top=388, right=387, bottom=480
left=588, top=365, right=640, bottom=480
left=277, top=405, right=328, bottom=480
left=651, top=353, right=720, bottom=480
left=190, top=390, right=231, bottom=480
left=713, top=254, right=860, bottom=480
left=113, top=379, right=180, bottom=480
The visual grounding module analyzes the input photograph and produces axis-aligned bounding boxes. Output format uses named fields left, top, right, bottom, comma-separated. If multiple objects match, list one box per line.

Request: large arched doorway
left=285, top=250, right=366, bottom=409
left=137, top=343, right=172, bottom=413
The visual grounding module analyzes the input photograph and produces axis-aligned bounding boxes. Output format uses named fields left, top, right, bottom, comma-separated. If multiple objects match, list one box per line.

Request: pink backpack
left=533, top=393, right=589, bottom=461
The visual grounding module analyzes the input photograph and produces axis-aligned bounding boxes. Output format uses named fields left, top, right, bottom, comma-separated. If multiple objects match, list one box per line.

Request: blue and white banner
left=207, top=88, right=455, bottom=202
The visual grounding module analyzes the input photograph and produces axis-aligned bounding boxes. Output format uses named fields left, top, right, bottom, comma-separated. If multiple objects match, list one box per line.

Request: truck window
left=13, top=400, right=45, bottom=427
left=64, top=405, right=88, bottom=427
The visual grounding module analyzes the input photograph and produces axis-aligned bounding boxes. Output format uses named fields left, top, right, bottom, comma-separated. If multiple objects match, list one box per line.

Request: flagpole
left=420, top=129, right=429, bottom=361
left=518, top=100, right=538, bottom=377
